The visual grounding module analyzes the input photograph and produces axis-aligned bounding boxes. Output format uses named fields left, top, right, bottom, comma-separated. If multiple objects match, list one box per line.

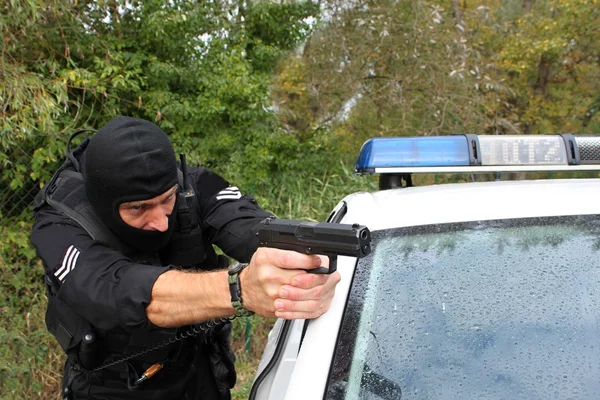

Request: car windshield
left=327, top=215, right=600, bottom=400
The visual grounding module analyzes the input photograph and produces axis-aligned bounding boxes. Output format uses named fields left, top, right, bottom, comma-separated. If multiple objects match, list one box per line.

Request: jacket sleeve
left=30, top=206, right=171, bottom=332
left=191, top=167, right=274, bottom=263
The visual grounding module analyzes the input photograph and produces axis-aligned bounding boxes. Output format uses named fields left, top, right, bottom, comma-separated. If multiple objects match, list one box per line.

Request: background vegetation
left=1, top=0, right=598, bottom=398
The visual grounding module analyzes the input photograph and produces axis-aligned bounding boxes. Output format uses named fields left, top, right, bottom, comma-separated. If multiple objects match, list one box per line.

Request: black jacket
left=31, top=160, right=273, bottom=399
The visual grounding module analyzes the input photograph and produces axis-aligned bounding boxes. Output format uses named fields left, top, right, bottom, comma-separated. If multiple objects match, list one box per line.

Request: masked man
left=31, top=116, right=340, bottom=399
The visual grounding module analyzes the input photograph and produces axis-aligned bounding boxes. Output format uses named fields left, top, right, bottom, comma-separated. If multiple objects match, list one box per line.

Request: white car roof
left=342, top=178, right=600, bottom=231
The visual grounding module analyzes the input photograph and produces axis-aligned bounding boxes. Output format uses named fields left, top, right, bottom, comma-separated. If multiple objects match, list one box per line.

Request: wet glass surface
left=327, top=215, right=600, bottom=400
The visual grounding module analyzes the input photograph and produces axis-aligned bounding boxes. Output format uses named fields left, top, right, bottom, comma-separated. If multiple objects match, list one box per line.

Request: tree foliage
left=1, top=0, right=321, bottom=193
left=272, top=0, right=600, bottom=156
left=493, top=0, right=600, bottom=133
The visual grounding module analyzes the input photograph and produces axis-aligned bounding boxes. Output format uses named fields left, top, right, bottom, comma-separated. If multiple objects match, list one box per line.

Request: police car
left=250, top=134, right=600, bottom=400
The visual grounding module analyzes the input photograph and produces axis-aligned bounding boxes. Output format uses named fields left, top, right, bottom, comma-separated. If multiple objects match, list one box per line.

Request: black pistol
left=257, top=218, right=372, bottom=274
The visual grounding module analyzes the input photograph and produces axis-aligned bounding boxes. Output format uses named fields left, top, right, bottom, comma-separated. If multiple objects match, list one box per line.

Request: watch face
left=228, top=262, right=246, bottom=275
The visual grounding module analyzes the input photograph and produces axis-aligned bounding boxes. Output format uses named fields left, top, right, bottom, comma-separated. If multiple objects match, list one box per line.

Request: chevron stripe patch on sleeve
left=54, top=245, right=81, bottom=282
left=216, top=186, right=242, bottom=201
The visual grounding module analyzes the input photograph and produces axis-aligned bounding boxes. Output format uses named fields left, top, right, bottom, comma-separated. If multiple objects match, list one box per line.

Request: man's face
left=118, top=185, right=177, bottom=231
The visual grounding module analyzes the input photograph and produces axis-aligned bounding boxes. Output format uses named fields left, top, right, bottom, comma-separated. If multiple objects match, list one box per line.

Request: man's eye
left=128, top=205, right=144, bottom=213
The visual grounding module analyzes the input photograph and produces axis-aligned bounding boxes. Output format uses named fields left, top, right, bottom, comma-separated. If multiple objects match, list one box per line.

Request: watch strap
left=228, top=262, right=254, bottom=317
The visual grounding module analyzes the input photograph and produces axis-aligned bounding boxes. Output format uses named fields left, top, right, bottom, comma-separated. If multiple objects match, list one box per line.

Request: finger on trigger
left=290, top=272, right=328, bottom=288
left=275, top=249, right=322, bottom=270
left=316, top=254, right=329, bottom=267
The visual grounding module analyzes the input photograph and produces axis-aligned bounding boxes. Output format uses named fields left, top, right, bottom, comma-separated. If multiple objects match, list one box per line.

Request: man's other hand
left=241, top=248, right=341, bottom=320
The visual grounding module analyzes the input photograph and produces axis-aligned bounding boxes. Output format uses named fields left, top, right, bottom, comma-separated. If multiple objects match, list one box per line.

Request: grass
left=0, top=286, right=64, bottom=400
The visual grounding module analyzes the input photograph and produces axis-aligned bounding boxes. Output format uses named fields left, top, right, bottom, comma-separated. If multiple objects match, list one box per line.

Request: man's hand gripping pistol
left=257, top=217, right=372, bottom=274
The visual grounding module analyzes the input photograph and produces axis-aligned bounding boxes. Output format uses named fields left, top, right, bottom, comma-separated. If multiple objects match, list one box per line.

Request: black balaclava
left=83, top=116, right=178, bottom=253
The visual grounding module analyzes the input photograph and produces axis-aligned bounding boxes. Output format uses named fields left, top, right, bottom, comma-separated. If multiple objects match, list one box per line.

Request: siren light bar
left=355, top=134, right=600, bottom=174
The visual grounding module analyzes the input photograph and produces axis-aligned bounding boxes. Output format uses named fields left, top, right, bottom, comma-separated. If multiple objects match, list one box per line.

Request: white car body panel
left=252, top=318, right=306, bottom=399
left=255, top=178, right=600, bottom=400
left=343, top=179, right=600, bottom=232
left=283, top=256, right=359, bottom=400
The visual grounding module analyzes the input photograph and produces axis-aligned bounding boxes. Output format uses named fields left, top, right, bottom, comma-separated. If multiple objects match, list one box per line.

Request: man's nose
left=146, top=206, right=169, bottom=232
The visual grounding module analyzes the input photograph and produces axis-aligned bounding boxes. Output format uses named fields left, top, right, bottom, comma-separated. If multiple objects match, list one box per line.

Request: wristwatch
left=228, top=262, right=254, bottom=317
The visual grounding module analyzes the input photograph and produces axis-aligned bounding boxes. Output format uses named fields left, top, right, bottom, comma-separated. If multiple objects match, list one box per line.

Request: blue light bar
left=355, top=136, right=471, bottom=173
left=355, top=134, right=600, bottom=174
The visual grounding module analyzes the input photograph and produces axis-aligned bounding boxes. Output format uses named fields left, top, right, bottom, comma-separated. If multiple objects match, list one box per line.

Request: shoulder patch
left=216, top=186, right=242, bottom=201
left=54, top=245, right=81, bottom=282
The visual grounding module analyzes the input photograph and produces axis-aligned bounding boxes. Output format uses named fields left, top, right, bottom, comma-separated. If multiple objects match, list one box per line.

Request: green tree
left=1, top=0, right=321, bottom=193
left=491, top=0, right=600, bottom=134
left=272, top=0, right=600, bottom=159
left=273, top=0, right=499, bottom=160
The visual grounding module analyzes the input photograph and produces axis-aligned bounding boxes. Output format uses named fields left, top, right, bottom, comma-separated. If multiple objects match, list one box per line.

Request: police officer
left=30, top=116, right=340, bottom=399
